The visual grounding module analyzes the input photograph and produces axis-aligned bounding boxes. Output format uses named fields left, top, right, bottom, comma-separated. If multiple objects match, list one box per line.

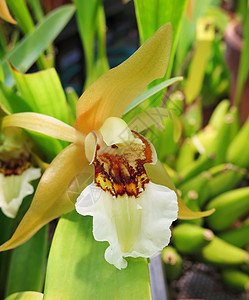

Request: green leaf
left=0, top=212, right=12, bottom=299
left=5, top=291, right=43, bottom=300
left=206, top=7, right=229, bottom=34
left=95, top=4, right=109, bottom=79
left=27, top=0, right=44, bottom=23
left=182, top=100, right=203, bottom=137
left=0, top=82, right=32, bottom=114
left=1, top=4, right=75, bottom=87
left=43, top=211, right=152, bottom=300
left=0, top=60, right=4, bottom=82
left=235, top=5, right=249, bottom=106
left=73, top=0, right=108, bottom=88
left=10, top=67, right=70, bottom=159
left=7, top=0, right=34, bottom=34
left=12, top=67, right=69, bottom=123
left=185, top=17, right=215, bottom=104
left=73, top=0, right=99, bottom=78
left=174, top=0, right=212, bottom=74
left=66, top=87, right=78, bottom=120
left=5, top=226, right=48, bottom=297
left=0, top=27, right=7, bottom=58
left=134, top=0, right=188, bottom=79
left=124, top=76, right=183, bottom=114
left=7, top=0, right=51, bottom=70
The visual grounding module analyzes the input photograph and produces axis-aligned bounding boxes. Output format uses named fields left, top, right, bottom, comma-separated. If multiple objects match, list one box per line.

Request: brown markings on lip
left=94, top=131, right=153, bottom=198
left=132, top=131, right=154, bottom=164
left=0, top=154, right=31, bottom=176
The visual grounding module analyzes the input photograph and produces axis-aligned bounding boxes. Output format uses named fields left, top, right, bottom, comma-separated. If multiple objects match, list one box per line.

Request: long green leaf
left=1, top=4, right=75, bottom=87
left=5, top=291, right=43, bottom=300
left=7, top=0, right=50, bottom=69
left=10, top=67, right=69, bottom=159
left=174, top=0, right=212, bottom=74
left=235, top=5, right=249, bottom=106
left=7, top=0, right=34, bottom=34
left=27, top=0, right=44, bottom=23
left=185, top=18, right=214, bottom=104
left=0, top=82, right=32, bottom=114
left=73, top=0, right=99, bottom=85
left=5, top=226, right=48, bottom=297
left=43, top=211, right=152, bottom=300
left=0, top=81, right=65, bottom=160
left=0, top=212, right=12, bottom=299
left=73, top=0, right=108, bottom=88
left=124, top=76, right=183, bottom=114
left=12, top=67, right=69, bottom=123
left=134, top=0, right=188, bottom=79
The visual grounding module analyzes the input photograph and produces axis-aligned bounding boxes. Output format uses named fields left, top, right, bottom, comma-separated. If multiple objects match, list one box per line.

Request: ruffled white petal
left=75, top=181, right=178, bottom=269
left=0, top=168, right=41, bottom=218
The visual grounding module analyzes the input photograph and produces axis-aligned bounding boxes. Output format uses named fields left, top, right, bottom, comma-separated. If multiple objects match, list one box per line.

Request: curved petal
left=84, top=132, right=97, bottom=163
left=100, top=117, right=137, bottom=146
left=145, top=160, right=215, bottom=219
left=75, top=181, right=178, bottom=269
left=0, top=0, right=16, bottom=24
left=75, top=23, right=173, bottom=134
left=0, top=168, right=41, bottom=218
left=2, top=113, right=85, bottom=145
left=0, top=143, right=91, bottom=251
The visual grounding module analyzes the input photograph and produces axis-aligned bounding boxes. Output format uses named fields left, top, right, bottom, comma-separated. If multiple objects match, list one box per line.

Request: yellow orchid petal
left=145, top=161, right=215, bottom=219
left=2, top=113, right=85, bottom=145
left=0, top=0, right=16, bottom=24
left=75, top=23, right=173, bottom=134
left=0, top=143, right=92, bottom=251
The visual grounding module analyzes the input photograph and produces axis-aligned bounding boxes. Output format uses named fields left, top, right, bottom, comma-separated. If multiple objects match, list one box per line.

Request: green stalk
left=27, top=0, right=44, bottom=23
left=0, top=22, right=7, bottom=57
left=96, top=4, right=109, bottom=74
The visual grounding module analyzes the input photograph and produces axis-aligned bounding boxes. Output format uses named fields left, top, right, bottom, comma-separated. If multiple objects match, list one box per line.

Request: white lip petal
left=75, top=181, right=178, bottom=269
left=0, top=168, right=41, bottom=218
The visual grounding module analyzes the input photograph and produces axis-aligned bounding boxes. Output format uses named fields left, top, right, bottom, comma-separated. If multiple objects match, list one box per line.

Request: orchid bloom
left=0, top=23, right=214, bottom=268
left=0, top=129, right=40, bottom=218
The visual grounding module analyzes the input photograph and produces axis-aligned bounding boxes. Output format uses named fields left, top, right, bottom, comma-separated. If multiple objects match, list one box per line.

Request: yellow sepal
left=75, top=23, right=173, bottom=134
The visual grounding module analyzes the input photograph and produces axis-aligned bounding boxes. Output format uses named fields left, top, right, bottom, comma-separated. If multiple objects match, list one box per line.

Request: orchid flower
left=0, top=129, right=40, bottom=218
left=0, top=23, right=214, bottom=268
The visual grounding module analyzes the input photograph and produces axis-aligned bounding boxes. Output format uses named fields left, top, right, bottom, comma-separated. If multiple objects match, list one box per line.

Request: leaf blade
left=1, top=4, right=75, bottom=87
left=5, top=226, right=48, bottom=296
left=43, top=211, right=152, bottom=300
